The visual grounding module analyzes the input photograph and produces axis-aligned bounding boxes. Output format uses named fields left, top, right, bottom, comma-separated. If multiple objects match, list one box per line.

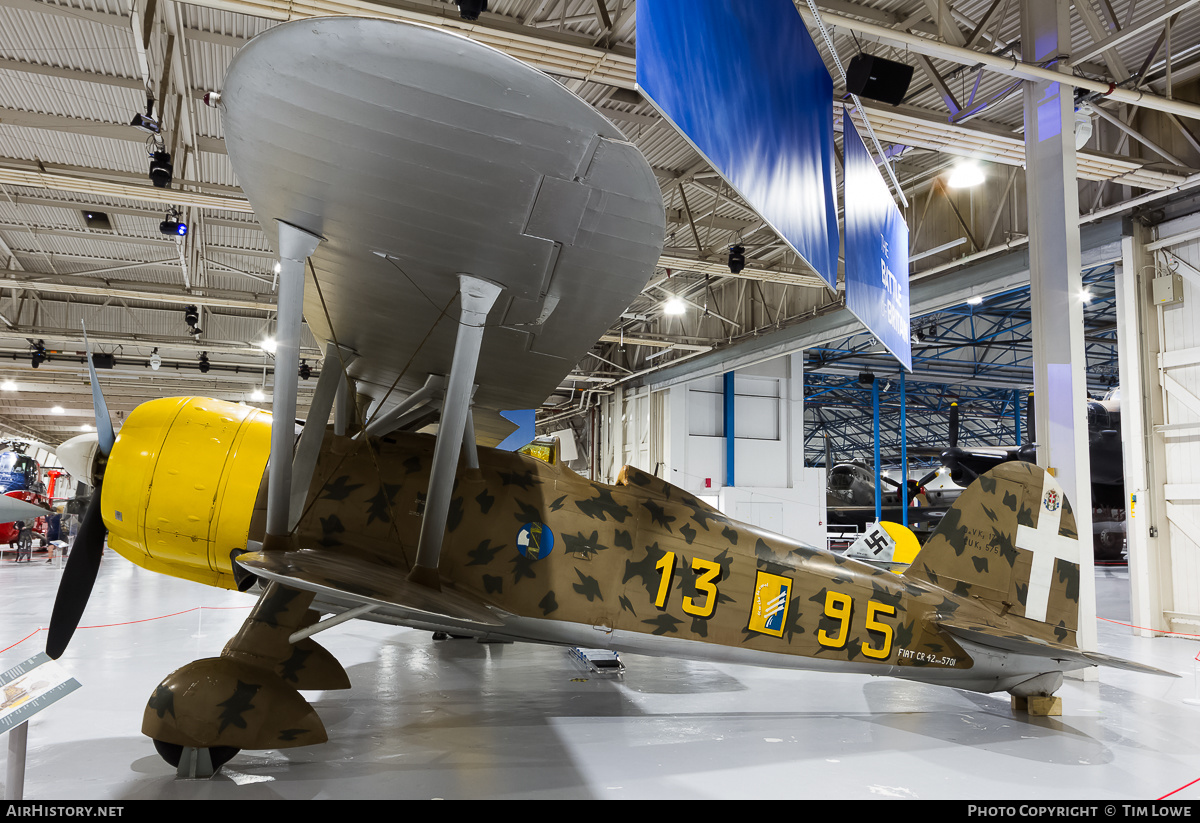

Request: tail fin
left=904, top=462, right=1083, bottom=644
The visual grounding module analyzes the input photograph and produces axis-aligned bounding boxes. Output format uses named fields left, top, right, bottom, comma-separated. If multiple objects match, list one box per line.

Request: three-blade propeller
left=46, top=325, right=114, bottom=660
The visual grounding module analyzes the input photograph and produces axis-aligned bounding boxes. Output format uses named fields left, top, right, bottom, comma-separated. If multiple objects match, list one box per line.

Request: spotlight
left=728, top=244, right=746, bottom=274
left=184, top=305, right=201, bottom=336
left=30, top=340, right=46, bottom=369
left=130, top=97, right=159, bottom=134
left=149, top=348, right=161, bottom=371
left=149, top=150, right=173, bottom=188
left=966, top=295, right=983, bottom=305
left=299, top=360, right=311, bottom=380
left=455, top=0, right=487, bottom=20
left=858, top=372, right=875, bottom=385
left=159, top=213, right=188, bottom=236
left=198, top=352, right=210, bottom=374
left=947, top=161, right=984, bottom=189
left=250, top=387, right=266, bottom=402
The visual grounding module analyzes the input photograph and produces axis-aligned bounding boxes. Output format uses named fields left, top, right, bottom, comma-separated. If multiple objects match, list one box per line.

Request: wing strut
left=289, top=340, right=358, bottom=531
left=410, top=273, right=503, bottom=589
left=266, top=220, right=322, bottom=548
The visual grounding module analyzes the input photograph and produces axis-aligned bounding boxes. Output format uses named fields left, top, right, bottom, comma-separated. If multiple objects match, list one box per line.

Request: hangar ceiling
left=0, top=0, right=1196, bottom=456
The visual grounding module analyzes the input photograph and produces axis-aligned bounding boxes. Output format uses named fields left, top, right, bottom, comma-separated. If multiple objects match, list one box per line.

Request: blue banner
left=843, top=111, right=911, bottom=371
left=636, top=0, right=839, bottom=288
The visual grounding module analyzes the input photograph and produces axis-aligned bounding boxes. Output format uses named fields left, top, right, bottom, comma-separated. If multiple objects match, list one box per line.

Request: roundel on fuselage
left=517, top=522, right=554, bottom=560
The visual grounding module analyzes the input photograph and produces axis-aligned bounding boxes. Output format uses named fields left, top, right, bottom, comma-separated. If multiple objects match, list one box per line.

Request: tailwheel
left=153, top=739, right=240, bottom=771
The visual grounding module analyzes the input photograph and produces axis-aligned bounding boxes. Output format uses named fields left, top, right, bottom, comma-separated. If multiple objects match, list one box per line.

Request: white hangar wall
left=600, top=352, right=826, bottom=546
left=1121, top=211, right=1200, bottom=636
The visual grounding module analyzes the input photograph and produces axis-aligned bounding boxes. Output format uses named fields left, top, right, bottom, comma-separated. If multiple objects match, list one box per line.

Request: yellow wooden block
left=1028, top=696, right=1062, bottom=716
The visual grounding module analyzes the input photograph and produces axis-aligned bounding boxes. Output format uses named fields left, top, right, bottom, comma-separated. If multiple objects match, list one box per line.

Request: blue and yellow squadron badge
left=517, top=522, right=554, bottom=560
left=748, top=571, right=792, bottom=637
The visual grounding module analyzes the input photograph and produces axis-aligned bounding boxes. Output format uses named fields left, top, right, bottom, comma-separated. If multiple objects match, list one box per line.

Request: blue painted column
left=900, top=370, right=908, bottom=528
left=1013, top=388, right=1023, bottom=445
left=724, top=371, right=735, bottom=487
left=872, top=376, right=882, bottom=523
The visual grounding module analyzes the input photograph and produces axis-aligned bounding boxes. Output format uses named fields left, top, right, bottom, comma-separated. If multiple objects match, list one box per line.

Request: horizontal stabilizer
left=235, top=549, right=503, bottom=628
left=0, top=495, right=51, bottom=523
left=937, top=618, right=1178, bottom=678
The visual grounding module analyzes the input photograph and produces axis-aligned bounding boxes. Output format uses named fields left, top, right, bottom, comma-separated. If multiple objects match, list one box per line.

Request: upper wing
left=221, top=18, right=666, bottom=430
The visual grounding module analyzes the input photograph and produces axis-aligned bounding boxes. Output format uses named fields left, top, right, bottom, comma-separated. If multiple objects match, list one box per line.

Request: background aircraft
left=913, top=394, right=1125, bottom=560
left=0, top=442, right=50, bottom=548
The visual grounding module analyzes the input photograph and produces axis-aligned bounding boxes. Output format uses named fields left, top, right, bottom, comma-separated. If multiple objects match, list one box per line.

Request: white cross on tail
left=1014, top=471, right=1080, bottom=623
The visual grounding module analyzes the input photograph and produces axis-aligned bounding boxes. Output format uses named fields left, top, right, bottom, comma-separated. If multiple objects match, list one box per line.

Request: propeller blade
left=82, top=322, right=115, bottom=456
left=917, top=468, right=940, bottom=488
left=46, top=479, right=106, bottom=659
left=824, top=435, right=833, bottom=470
left=948, top=402, right=960, bottom=449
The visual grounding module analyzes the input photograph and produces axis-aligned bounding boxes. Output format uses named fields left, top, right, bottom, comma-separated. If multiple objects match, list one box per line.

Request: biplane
left=48, top=17, right=1172, bottom=773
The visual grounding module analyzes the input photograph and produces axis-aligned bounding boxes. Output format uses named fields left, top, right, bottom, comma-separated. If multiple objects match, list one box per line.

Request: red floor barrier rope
left=1, top=604, right=253, bottom=655
left=1159, top=775, right=1200, bottom=801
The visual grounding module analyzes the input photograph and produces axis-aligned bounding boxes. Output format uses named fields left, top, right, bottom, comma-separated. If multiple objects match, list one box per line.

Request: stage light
left=184, top=305, right=201, bottom=336
left=149, top=150, right=173, bottom=188
left=728, top=245, right=746, bottom=274
left=198, top=352, right=210, bottom=374
left=30, top=341, right=46, bottom=369
left=299, top=360, right=311, bottom=380
left=456, top=0, right=486, bottom=20
left=149, top=348, right=161, bottom=371
left=159, top=217, right=187, bottom=236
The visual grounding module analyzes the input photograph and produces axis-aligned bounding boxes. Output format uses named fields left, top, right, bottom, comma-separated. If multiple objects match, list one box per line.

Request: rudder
left=903, top=462, right=1083, bottom=645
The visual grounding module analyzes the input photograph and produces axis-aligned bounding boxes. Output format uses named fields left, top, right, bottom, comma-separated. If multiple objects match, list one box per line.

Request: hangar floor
left=1, top=548, right=1197, bottom=801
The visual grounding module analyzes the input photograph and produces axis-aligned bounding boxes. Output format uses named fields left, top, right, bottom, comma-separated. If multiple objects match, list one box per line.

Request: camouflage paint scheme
left=142, top=425, right=1168, bottom=754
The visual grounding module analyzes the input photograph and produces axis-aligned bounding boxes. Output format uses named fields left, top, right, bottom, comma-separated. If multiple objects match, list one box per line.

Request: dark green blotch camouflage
left=613, top=529, right=633, bottom=551
left=549, top=494, right=566, bottom=512
left=1016, top=581, right=1028, bottom=606
left=320, top=475, right=364, bottom=501
left=147, top=683, right=175, bottom=719
left=476, top=489, right=495, bottom=514
left=643, top=613, right=682, bottom=635
left=466, top=539, right=504, bottom=566
left=1002, top=490, right=1019, bottom=511
left=690, top=616, right=709, bottom=638
left=402, top=456, right=422, bottom=475
left=953, top=579, right=972, bottom=598
left=680, top=523, right=697, bottom=544
left=217, top=680, right=261, bottom=733
left=278, top=647, right=312, bottom=684
left=1057, top=558, right=1080, bottom=603
left=538, top=590, right=557, bottom=615
left=562, top=530, right=605, bottom=558
left=572, top=569, right=603, bottom=602
left=1054, top=620, right=1069, bottom=642
left=446, top=496, right=464, bottom=532
left=619, top=594, right=636, bottom=615
left=278, top=728, right=311, bottom=742
left=513, top=499, right=541, bottom=525
left=365, top=482, right=402, bottom=525
left=722, top=525, right=738, bottom=545
left=978, top=475, right=997, bottom=495
left=509, top=551, right=539, bottom=582
left=1017, top=503, right=1036, bottom=527
left=499, top=470, right=539, bottom=489
left=623, top=542, right=670, bottom=599
left=257, top=586, right=303, bottom=626
left=642, top=499, right=676, bottom=531
left=575, top=488, right=631, bottom=522
left=483, top=574, right=503, bottom=594
left=318, top=513, right=344, bottom=548
left=971, top=555, right=989, bottom=574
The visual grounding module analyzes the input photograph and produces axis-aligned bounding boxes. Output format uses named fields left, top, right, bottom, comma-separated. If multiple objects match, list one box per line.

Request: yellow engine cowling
left=102, top=397, right=272, bottom=590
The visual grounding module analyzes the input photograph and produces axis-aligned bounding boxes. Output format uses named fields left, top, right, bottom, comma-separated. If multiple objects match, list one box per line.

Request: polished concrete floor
left=1, top=548, right=1197, bottom=800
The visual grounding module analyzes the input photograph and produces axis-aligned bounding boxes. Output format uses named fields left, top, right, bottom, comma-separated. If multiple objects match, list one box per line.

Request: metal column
left=900, top=371, right=908, bottom=528
left=1021, top=0, right=1097, bottom=654
left=724, top=371, right=735, bottom=487
left=872, top=376, right=882, bottom=523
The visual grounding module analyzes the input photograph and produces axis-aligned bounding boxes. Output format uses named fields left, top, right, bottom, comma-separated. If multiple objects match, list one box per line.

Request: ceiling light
left=259, top=337, right=277, bottom=354
left=947, top=161, right=984, bottom=188
left=250, top=387, right=265, bottom=402
left=728, top=245, right=746, bottom=274
left=1080, top=289, right=1093, bottom=303
left=149, top=348, right=161, bottom=371
left=51, top=406, right=64, bottom=415
left=663, top=297, right=686, bottom=316
left=149, top=150, right=173, bottom=189
left=159, top=212, right=188, bottom=237
left=967, top=295, right=983, bottom=305
left=0, top=380, right=15, bottom=391
left=1075, top=104, right=1093, bottom=150
left=79, top=423, right=93, bottom=432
